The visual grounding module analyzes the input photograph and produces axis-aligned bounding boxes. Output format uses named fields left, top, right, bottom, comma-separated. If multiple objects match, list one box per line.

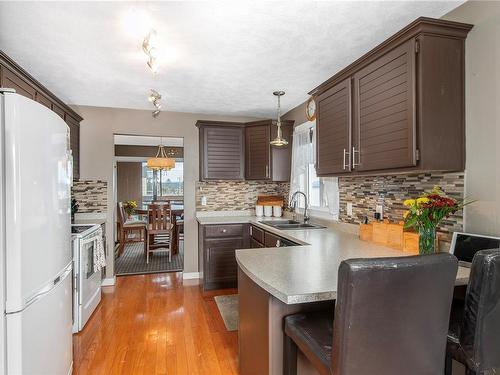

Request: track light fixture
left=148, top=89, right=162, bottom=118
left=142, top=29, right=159, bottom=74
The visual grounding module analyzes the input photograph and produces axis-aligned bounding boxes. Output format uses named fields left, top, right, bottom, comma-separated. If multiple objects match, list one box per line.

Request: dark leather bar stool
left=445, top=249, right=500, bottom=375
left=284, top=254, right=458, bottom=375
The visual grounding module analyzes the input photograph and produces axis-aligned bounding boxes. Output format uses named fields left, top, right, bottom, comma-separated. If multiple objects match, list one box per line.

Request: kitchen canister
left=273, top=206, right=282, bottom=217
left=255, top=205, right=264, bottom=217
left=264, top=206, right=273, bottom=217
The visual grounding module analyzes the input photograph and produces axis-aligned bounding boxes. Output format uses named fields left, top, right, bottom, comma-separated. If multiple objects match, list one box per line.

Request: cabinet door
left=245, top=125, right=271, bottom=180
left=35, top=91, right=52, bottom=109
left=264, top=231, right=281, bottom=247
left=316, top=78, right=352, bottom=175
left=65, top=115, right=80, bottom=180
left=353, top=39, right=417, bottom=172
left=202, top=126, right=244, bottom=180
left=270, top=123, right=293, bottom=181
left=205, top=238, right=244, bottom=285
left=51, top=103, right=65, bottom=119
left=250, top=238, right=264, bottom=248
left=1, top=68, right=36, bottom=99
left=250, top=225, right=264, bottom=244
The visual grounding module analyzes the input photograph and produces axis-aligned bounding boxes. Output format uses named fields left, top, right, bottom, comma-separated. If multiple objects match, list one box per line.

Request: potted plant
left=403, top=186, right=473, bottom=255
left=123, top=200, right=138, bottom=219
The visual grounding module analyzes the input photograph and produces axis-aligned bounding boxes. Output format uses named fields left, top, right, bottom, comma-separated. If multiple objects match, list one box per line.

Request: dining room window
left=141, top=161, right=184, bottom=202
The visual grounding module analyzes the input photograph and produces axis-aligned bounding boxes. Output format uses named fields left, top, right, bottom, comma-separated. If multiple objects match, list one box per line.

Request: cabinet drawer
left=205, top=224, right=245, bottom=238
left=250, top=225, right=264, bottom=244
left=264, top=231, right=281, bottom=247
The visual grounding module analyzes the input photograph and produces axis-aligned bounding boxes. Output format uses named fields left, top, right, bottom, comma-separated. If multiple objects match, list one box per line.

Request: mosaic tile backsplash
left=196, top=181, right=290, bottom=211
left=72, top=180, right=108, bottom=213
left=338, top=172, right=465, bottom=235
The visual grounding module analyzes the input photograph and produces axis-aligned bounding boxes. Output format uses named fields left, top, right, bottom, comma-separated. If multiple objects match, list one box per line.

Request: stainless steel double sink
left=259, top=220, right=326, bottom=230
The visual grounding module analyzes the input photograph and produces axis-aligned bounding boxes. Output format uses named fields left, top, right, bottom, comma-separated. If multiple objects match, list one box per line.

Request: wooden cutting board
left=256, top=195, right=284, bottom=207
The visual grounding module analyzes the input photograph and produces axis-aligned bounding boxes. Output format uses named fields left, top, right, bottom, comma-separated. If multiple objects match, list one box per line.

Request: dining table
left=136, top=203, right=184, bottom=255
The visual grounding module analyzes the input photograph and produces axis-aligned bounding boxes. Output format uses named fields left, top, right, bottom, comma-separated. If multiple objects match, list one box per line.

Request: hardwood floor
left=73, top=273, right=239, bottom=375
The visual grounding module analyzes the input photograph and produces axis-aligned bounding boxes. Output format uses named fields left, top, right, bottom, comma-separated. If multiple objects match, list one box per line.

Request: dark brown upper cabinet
left=35, top=91, right=52, bottom=109
left=2, top=67, right=36, bottom=100
left=245, top=122, right=271, bottom=180
left=353, top=39, right=417, bottom=172
left=197, top=121, right=245, bottom=181
left=316, top=78, right=352, bottom=175
left=245, top=120, right=294, bottom=181
left=0, top=51, right=83, bottom=180
left=65, top=115, right=81, bottom=179
left=310, top=17, right=473, bottom=177
left=197, top=119, right=294, bottom=181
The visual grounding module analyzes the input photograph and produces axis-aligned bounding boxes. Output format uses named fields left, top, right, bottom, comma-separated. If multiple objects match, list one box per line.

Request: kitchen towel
left=94, top=228, right=106, bottom=272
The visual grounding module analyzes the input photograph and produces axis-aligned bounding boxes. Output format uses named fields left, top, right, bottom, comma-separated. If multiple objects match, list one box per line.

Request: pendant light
left=270, top=91, right=288, bottom=147
left=147, top=138, right=175, bottom=170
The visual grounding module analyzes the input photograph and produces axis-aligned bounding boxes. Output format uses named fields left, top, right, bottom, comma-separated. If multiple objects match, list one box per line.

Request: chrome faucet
left=289, top=191, right=310, bottom=223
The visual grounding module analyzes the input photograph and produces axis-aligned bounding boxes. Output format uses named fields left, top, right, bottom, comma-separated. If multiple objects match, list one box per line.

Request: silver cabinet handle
left=265, top=165, right=269, bottom=178
left=250, top=226, right=253, bottom=236
left=352, top=147, right=360, bottom=168
left=343, top=149, right=351, bottom=170
left=276, top=239, right=281, bottom=247
left=221, top=229, right=227, bottom=233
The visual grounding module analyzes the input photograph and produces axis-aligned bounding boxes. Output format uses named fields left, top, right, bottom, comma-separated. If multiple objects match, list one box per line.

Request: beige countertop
left=197, top=213, right=471, bottom=305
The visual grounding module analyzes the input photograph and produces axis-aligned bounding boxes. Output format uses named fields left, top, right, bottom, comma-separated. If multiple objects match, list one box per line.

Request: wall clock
left=305, top=96, right=316, bottom=121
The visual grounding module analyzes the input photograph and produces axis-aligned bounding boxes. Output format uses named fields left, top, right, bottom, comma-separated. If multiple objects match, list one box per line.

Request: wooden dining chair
left=146, top=203, right=173, bottom=263
left=116, top=202, right=146, bottom=256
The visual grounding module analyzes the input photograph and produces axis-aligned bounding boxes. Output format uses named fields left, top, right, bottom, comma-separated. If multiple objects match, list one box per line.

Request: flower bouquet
left=403, top=186, right=472, bottom=255
left=123, top=200, right=138, bottom=218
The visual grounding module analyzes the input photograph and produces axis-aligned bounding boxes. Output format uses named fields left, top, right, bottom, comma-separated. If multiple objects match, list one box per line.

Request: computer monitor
left=450, top=232, right=500, bottom=266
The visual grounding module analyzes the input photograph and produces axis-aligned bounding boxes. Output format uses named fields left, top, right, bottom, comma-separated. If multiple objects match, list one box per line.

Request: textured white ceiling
left=0, top=1, right=463, bottom=117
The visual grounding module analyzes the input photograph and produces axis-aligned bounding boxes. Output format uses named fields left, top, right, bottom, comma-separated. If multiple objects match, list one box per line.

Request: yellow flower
left=403, top=211, right=410, bottom=218
left=403, top=199, right=415, bottom=207
left=416, top=197, right=429, bottom=205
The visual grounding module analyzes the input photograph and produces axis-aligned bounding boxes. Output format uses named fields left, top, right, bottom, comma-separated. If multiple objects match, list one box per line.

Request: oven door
left=78, top=234, right=102, bottom=330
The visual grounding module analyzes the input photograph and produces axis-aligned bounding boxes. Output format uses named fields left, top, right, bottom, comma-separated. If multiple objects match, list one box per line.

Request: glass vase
left=418, top=225, right=437, bottom=255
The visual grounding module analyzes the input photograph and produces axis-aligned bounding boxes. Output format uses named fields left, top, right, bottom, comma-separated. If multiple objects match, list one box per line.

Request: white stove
left=71, top=224, right=102, bottom=332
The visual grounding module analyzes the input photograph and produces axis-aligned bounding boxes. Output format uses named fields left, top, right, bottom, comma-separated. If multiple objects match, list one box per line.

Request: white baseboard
left=101, top=276, right=116, bottom=286
left=182, top=272, right=200, bottom=280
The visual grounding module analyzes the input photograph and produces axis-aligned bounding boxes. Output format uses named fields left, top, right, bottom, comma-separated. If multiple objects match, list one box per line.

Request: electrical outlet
left=201, top=196, right=207, bottom=206
left=376, top=204, right=383, bottom=218
left=347, top=202, right=353, bottom=217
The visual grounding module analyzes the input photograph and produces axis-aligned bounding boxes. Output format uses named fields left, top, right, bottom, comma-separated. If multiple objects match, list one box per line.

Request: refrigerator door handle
left=7, top=262, right=73, bottom=314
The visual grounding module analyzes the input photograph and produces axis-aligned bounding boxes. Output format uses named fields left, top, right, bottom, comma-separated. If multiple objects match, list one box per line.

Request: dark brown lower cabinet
left=205, top=238, right=244, bottom=288
left=250, top=224, right=297, bottom=248
left=199, top=223, right=250, bottom=290
left=250, top=237, right=264, bottom=248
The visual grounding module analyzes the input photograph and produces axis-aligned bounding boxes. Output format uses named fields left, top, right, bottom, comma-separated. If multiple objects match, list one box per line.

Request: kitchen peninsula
left=197, top=215, right=471, bottom=375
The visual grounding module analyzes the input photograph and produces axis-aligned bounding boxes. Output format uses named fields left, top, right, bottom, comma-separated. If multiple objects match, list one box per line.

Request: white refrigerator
left=0, top=90, right=73, bottom=375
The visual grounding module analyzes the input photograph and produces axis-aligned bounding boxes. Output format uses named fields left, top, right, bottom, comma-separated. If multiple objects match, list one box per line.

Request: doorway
left=113, top=134, right=184, bottom=276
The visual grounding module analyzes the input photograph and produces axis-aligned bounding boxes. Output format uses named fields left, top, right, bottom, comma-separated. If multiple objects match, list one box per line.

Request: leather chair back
left=461, top=249, right=500, bottom=372
left=331, top=253, right=458, bottom=375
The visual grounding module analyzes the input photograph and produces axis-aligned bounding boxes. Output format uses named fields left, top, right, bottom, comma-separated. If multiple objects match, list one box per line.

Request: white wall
left=444, top=1, right=500, bottom=236
left=72, top=105, right=258, bottom=279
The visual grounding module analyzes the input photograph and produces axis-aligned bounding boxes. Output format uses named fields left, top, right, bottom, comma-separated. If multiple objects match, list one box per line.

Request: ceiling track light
left=143, top=29, right=159, bottom=74
left=148, top=89, right=163, bottom=118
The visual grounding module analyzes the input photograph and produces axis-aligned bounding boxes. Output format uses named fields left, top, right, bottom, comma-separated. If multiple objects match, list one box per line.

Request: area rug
left=115, top=241, right=183, bottom=276
left=214, top=294, right=239, bottom=332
